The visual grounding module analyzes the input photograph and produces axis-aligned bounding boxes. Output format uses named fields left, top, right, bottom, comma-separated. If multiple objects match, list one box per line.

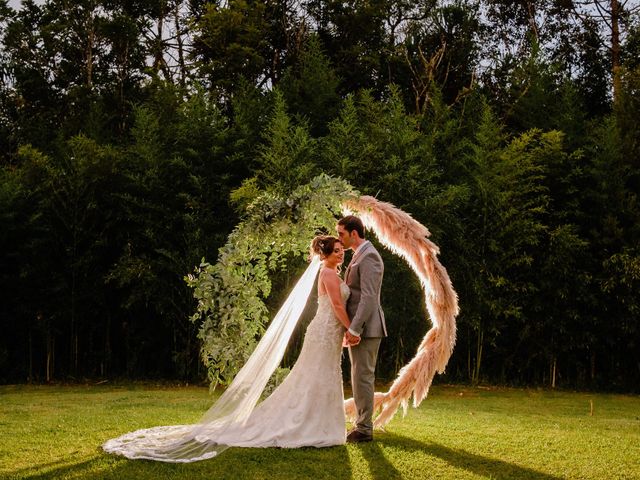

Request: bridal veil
left=102, top=256, right=322, bottom=462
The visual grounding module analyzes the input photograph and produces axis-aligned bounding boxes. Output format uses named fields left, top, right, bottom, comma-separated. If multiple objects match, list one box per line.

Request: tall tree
left=280, top=34, right=341, bottom=136
left=256, top=90, right=316, bottom=192
left=9, top=137, right=122, bottom=379
left=191, top=0, right=305, bottom=97
left=461, top=105, right=550, bottom=383
left=305, top=0, right=396, bottom=94
left=565, top=0, right=640, bottom=103
left=401, top=1, right=482, bottom=112
left=1, top=0, right=150, bottom=145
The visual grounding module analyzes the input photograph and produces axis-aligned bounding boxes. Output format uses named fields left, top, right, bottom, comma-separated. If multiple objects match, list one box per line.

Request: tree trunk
left=46, top=331, right=54, bottom=382
left=71, top=254, right=78, bottom=376
left=610, top=0, right=621, bottom=104
left=71, top=187, right=80, bottom=376
left=526, top=0, right=539, bottom=43
left=472, top=327, right=484, bottom=385
left=104, top=312, right=111, bottom=377
left=28, top=326, right=33, bottom=382
left=174, top=0, right=187, bottom=87
left=551, top=356, right=557, bottom=388
left=154, top=8, right=166, bottom=77
left=86, top=4, right=95, bottom=88
left=467, top=328, right=472, bottom=381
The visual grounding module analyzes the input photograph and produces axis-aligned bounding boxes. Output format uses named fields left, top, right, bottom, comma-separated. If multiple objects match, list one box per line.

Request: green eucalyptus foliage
left=185, top=174, right=356, bottom=390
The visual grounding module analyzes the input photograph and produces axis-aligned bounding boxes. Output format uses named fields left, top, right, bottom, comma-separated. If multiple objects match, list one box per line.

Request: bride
left=103, top=235, right=355, bottom=462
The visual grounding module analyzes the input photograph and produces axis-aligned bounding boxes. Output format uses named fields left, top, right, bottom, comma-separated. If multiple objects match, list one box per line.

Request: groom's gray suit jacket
left=345, top=241, right=387, bottom=338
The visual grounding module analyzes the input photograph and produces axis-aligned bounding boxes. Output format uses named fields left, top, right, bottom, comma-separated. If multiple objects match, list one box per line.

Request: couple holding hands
left=103, top=215, right=387, bottom=461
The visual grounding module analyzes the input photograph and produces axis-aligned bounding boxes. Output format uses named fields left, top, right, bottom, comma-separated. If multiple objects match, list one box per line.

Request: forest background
left=1, top=0, right=638, bottom=392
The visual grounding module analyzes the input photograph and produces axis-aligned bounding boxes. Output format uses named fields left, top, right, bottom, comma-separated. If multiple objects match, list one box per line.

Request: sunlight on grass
left=1, top=384, right=638, bottom=479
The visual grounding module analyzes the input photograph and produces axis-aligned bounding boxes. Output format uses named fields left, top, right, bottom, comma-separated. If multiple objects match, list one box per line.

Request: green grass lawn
left=0, top=384, right=638, bottom=479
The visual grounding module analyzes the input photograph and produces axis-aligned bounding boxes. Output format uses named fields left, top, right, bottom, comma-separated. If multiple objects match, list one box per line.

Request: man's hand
left=344, top=331, right=361, bottom=347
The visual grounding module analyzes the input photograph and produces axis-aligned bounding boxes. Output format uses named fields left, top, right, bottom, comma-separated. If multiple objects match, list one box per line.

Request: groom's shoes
left=346, top=429, right=373, bottom=443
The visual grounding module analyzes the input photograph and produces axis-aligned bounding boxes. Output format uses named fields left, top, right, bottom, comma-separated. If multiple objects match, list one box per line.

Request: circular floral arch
left=187, top=174, right=458, bottom=427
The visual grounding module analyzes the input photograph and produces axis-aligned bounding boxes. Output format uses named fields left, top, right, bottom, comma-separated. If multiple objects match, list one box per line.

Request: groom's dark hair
left=338, top=215, right=365, bottom=239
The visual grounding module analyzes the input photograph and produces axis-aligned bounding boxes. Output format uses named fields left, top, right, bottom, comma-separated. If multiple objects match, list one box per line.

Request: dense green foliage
left=0, top=0, right=638, bottom=391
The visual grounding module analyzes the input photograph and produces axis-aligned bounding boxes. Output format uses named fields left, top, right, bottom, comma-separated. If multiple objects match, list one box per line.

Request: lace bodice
left=310, top=282, right=350, bottom=342
left=323, top=281, right=350, bottom=300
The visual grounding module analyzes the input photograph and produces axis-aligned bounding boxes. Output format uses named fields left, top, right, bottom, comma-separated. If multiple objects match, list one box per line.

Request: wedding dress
left=103, top=260, right=349, bottom=462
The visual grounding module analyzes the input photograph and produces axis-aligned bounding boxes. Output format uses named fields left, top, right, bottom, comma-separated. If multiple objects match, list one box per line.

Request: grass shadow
left=8, top=435, right=564, bottom=480
left=375, top=432, right=564, bottom=480
left=356, top=440, right=404, bottom=479
left=13, top=445, right=354, bottom=480
left=10, top=456, right=104, bottom=480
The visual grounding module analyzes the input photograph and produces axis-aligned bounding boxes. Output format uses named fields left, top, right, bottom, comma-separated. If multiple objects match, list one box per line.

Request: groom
left=337, top=215, right=387, bottom=443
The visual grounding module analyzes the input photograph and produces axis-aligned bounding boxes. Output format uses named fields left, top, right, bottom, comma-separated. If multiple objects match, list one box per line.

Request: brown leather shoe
left=346, top=429, right=373, bottom=443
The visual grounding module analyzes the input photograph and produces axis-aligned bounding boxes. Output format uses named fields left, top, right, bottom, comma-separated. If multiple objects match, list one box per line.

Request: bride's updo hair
left=310, top=235, right=340, bottom=259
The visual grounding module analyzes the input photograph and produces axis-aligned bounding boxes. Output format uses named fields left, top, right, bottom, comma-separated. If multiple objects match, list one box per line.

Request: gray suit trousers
left=348, top=337, right=382, bottom=435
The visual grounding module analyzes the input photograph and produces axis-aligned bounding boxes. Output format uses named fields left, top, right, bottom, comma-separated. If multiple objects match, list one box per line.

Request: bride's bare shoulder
left=319, top=267, right=340, bottom=281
